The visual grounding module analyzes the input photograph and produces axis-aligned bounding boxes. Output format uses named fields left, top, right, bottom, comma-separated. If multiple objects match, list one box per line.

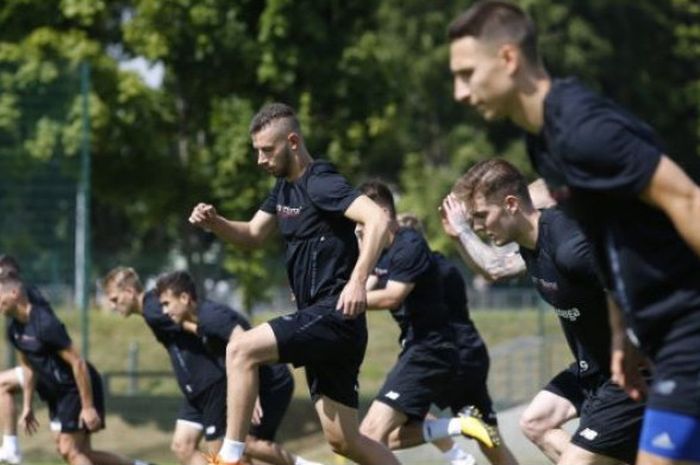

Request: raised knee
left=519, top=411, right=546, bottom=443
left=225, top=339, right=253, bottom=368
left=170, top=437, right=196, bottom=462
left=56, top=439, right=79, bottom=463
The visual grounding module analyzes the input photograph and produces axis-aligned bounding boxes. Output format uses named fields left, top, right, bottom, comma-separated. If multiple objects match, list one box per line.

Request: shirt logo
left=533, top=277, right=558, bottom=292
left=652, top=433, right=675, bottom=450
left=554, top=307, right=580, bottom=322
left=277, top=205, right=302, bottom=218
left=579, top=360, right=589, bottom=372
left=654, top=380, right=677, bottom=396
left=385, top=391, right=400, bottom=400
left=579, top=428, right=598, bottom=440
left=374, top=267, right=388, bottom=277
left=206, top=425, right=217, bottom=435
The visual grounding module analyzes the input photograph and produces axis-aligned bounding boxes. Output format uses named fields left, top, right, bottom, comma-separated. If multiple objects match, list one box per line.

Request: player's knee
left=323, top=428, right=355, bottom=457
left=519, top=410, right=546, bottom=443
left=226, top=338, right=254, bottom=368
left=170, top=437, right=196, bottom=462
left=55, top=437, right=80, bottom=464
left=359, top=419, right=383, bottom=443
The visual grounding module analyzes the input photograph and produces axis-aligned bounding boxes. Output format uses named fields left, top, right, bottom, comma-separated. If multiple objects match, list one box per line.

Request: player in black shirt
left=444, top=159, right=646, bottom=465
left=447, top=3, right=700, bottom=464
left=0, top=272, right=150, bottom=465
left=153, top=270, right=322, bottom=465
left=102, top=267, right=316, bottom=465
left=0, top=255, right=36, bottom=464
left=356, top=182, right=517, bottom=465
left=188, top=103, right=398, bottom=465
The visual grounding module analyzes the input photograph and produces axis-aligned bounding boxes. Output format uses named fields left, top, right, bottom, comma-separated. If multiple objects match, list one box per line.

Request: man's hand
left=336, top=279, right=367, bottom=319
left=79, top=406, right=102, bottom=432
left=19, top=407, right=39, bottom=436
left=611, top=333, right=649, bottom=401
left=441, top=194, right=470, bottom=238
left=189, top=203, right=219, bottom=230
left=251, top=397, right=263, bottom=426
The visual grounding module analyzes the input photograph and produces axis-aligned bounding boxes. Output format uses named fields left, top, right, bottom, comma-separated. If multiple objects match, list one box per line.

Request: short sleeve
left=199, top=303, right=248, bottom=342
left=549, top=212, right=605, bottom=288
left=37, top=310, right=72, bottom=351
left=259, top=179, right=283, bottom=214
left=306, top=162, right=361, bottom=214
left=563, top=113, right=662, bottom=196
left=387, top=233, right=432, bottom=284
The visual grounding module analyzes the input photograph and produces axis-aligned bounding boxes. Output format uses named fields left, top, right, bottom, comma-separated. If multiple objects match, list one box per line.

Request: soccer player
left=443, top=159, right=647, bottom=465
left=0, top=271, right=150, bottom=465
left=448, top=3, right=700, bottom=464
left=356, top=181, right=518, bottom=465
left=189, top=102, right=399, bottom=465
left=102, top=267, right=316, bottom=465
left=0, top=255, right=34, bottom=464
left=153, top=269, right=323, bottom=465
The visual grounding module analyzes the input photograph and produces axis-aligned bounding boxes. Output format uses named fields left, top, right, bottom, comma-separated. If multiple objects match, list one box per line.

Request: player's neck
left=518, top=209, right=541, bottom=250
left=286, top=149, right=313, bottom=182
left=385, top=219, right=400, bottom=248
left=511, top=69, right=550, bottom=134
left=136, top=292, right=146, bottom=315
left=13, top=298, right=31, bottom=323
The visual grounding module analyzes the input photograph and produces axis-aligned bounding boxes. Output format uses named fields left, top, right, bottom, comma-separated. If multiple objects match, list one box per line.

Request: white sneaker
left=452, top=456, right=476, bottom=465
left=0, top=448, right=21, bottom=465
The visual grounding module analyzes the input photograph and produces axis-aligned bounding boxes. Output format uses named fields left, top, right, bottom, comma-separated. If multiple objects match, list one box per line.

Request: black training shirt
left=519, top=208, right=611, bottom=380
left=8, top=301, right=87, bottom=390
left=142, top=290, right=224, bottom=398
left=526, top=78, right=700, bottom=355
left=196, top=299, right=291, bottom=390
left=259, top=160, right=361, bottom=310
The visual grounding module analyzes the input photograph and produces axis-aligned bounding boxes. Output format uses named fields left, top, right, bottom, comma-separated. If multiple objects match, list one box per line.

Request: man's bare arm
left=189, top=204, right=277, bottom=249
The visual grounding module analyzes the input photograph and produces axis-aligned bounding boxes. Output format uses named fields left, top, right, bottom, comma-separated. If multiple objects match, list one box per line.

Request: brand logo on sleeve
left=579, top=428, right=598, bottom=440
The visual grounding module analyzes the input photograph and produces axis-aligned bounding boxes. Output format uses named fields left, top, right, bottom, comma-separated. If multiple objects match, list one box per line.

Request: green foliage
left=3, top=0, right=699, bottom=302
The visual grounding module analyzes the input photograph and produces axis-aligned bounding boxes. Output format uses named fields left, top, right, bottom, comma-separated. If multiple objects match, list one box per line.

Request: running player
left=189, top=102, right=399, bottom=465
left=154, top=270, right=323, bottom=465
left=357, top=181, right=518, bottom=465
left=0, top=271, right=151, bottom=465
left=443, top=159, right=646, bottom=465
left=102, top=267, right=316, bottom=465
left=448, top=3, right=700, bottom=463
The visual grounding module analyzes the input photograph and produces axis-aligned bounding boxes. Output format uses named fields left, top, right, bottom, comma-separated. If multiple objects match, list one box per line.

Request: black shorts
left=544, top=365, right=586, bottom=415
left=438, top=334, right=497, bottom=425
left=178, top=380, right=227, bottom=441
left=39, top=367, right=106, bottom=434
left=546, top=366, right=644, bottom=463
left=269, top=298, right=367, bottom=409
left=644, top=307, right=700, bottom=417
left=376, top=336, right=457, bottom=420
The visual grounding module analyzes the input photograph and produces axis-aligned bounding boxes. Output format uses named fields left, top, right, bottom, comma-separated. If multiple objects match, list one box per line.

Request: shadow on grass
left=105, top=393, right=380, bottom=442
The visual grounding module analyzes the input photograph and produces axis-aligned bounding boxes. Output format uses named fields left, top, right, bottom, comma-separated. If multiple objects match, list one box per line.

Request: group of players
left=1, top=1, right=699, bottom=465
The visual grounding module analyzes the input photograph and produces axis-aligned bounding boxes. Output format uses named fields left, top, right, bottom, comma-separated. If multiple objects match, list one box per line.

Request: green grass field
left=6, top=305, right=569, bottom=464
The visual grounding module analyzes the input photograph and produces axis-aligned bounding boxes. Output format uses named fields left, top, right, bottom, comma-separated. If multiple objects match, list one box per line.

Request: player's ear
left=499, top=43, right=520, bottom=76
left=287, top=132, right=300, bottom=151
left=504, top=195, right=520, bottom=214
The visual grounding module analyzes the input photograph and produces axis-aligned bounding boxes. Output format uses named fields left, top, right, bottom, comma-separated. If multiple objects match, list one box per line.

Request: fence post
left=127, top=342, right=139, bottom=395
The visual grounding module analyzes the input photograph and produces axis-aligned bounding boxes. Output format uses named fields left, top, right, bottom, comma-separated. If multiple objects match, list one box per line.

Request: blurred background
left=1, top=0, right=699, bottom=463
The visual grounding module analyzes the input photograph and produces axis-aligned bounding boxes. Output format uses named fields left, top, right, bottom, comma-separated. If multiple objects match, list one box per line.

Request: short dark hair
left=463, top=159, right=532, bottom=209
left=249, top=102, right=301, bottom=135
left=0, top=255, right=20, bottom=275
left=155, top=271, right=198, bottom=301
left=448, top=0, right=540, bottom=65
left=359, top=180, right=396, bottom=218
left=0, top=270, right=24, bottom=293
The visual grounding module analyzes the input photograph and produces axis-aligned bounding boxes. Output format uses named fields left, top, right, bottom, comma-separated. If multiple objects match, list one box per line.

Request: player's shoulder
left=199, top=300, right=250, bottom=329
